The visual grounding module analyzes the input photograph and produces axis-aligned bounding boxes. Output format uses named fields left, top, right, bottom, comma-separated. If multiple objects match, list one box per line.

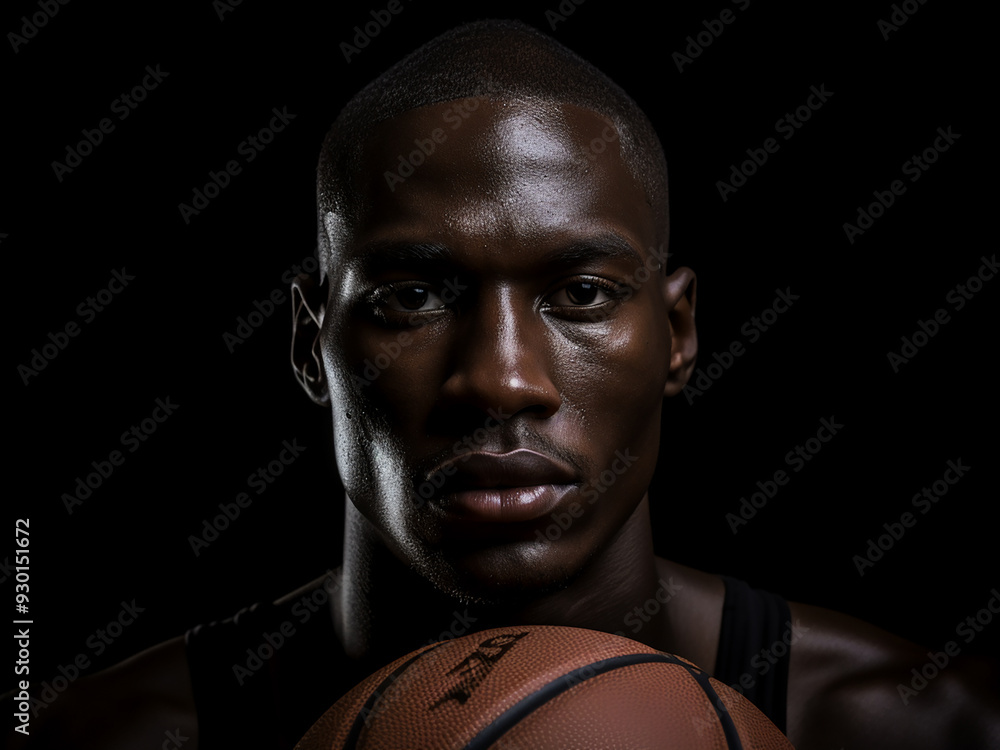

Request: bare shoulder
left=654, top=557, right=725, bottom=673
left=786, top=600, right=1000, bottom=750
left=9, top=635, right=198, bottom=750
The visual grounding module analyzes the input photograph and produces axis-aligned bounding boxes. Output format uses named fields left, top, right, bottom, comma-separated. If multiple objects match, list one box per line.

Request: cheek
left=552, top=301, right=671, bottom=417
left=319, top=314, right=410, bottom=499
left=327, top=308, right=431, bottom=404
left=322, top=314, right=455, bottom=504
left=552, top=303, right=668, bottom=497
left=347, top=320, right=450, bottom=424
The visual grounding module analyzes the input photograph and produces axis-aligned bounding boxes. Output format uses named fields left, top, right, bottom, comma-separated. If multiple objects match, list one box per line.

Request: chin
left=415, top=535, right=596, bottom=608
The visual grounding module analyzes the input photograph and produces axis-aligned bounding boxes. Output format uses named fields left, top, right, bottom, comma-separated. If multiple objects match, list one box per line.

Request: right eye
left=384, top=285, right=445, bottom=312
left=366, top=282, right=449, bottom=322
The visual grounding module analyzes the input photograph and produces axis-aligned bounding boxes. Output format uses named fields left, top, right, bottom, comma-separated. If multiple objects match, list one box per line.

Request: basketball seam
left=346, top=648, right=749, bottom=750
left=460, top=652, right=690, bottom=750
left=343, top=642, right=446, bottom=750
left=684, top=670, right=745, bottom=750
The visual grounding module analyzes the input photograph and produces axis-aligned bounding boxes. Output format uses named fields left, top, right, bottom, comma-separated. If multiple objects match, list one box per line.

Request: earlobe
left=290, top=273, right=330, bottom=406
left=661, top=267, right=697, bottom=398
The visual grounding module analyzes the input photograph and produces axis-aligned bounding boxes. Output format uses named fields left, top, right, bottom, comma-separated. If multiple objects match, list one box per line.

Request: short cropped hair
left=317, top=19, right=669, bottom=271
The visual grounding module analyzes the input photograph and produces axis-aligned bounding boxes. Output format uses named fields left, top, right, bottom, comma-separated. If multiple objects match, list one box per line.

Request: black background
left=5, top=0, right=997, bottom=703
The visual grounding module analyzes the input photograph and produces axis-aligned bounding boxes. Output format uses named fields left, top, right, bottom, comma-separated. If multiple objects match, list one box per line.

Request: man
left=10, top=19, right=998, bottom=750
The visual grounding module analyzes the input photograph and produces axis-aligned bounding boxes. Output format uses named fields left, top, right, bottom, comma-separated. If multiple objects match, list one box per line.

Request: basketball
left=296, top=625, right=794, bottom=749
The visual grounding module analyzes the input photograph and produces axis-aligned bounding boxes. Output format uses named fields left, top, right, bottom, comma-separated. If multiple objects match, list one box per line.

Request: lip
left=426, top=449, right=581, bottom=523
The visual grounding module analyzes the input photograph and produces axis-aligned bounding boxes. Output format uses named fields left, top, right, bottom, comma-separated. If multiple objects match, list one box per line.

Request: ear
left=290, top=273, right=330, bottom=406
left=661, top=267, right=697, bottom=398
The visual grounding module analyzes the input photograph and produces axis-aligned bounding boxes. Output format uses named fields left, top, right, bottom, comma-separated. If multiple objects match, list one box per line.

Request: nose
left=438, top=285, right=561, bottom=421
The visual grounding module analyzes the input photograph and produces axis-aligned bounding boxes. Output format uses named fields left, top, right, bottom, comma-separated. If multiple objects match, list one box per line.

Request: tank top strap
left=713, top=575, right=792, bottom=734
left=184, top=574, right=354, bottom=748
left=184, top=602, right=286, bottom=747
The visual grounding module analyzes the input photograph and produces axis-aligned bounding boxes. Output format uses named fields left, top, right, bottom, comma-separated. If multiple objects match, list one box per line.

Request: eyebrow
left=353, top=242, right=452, bottom=276
left=547, top=234, right=645, bottom=268
left=351, top=232, right=645, bottom=276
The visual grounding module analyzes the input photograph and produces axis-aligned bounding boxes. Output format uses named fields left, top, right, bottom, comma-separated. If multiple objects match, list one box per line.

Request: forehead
left=341, top=98, right=655, bottom=269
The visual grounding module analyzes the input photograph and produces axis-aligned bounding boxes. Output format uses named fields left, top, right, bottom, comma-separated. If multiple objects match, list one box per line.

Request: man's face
left=318, top=98, right=679, bottom=602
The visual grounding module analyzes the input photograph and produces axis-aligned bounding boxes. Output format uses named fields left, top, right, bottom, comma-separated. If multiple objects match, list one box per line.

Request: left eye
left=383, top=285, right=445, bottom=312
left=548, top=281, right=613, bottom=307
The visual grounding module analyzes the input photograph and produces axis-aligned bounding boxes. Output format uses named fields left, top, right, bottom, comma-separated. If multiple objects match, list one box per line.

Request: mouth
left=423, top=449, right=581, bottom=523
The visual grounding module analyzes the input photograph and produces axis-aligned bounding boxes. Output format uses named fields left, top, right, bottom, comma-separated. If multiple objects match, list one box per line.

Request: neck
left=334, top=494, right=688, bottom=671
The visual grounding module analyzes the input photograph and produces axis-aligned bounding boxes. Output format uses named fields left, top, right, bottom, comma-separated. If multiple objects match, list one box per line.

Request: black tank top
left=714, top=575, right=792, bottom=733
left=184, top=574, right=791, bottom=748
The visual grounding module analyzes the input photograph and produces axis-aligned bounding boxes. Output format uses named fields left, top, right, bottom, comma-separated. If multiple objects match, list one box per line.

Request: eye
left=385, top=285, right=444, bottom=312
left=366, top=282, right=449, bottom=322
left=547, top=280, right=617, bottom=307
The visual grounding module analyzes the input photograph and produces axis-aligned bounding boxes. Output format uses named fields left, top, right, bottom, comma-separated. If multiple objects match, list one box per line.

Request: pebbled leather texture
left=296, top=625, right=794, bottom=750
